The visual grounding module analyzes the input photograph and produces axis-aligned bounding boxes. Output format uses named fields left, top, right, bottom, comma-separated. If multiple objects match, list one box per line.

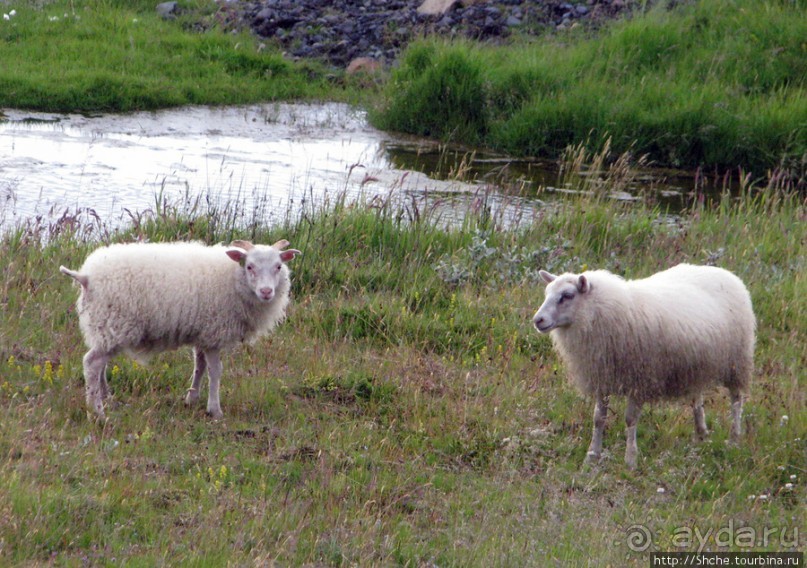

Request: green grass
left=2, top=1, right=804, bottom=176
left=371, top=0, right=807, bottom=176
left=0, top=171, right=803, bottom=564
left=0, top=0, right=343, bottom=111
left=0, top=1, right=804, bottom=563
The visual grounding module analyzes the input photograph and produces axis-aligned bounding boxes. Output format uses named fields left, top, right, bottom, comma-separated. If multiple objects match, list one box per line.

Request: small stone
left=417, top=0, right=459, bottom=16
left=529, top=427, right=550, bottom=437
left=155, top=2, right=178, bottom=20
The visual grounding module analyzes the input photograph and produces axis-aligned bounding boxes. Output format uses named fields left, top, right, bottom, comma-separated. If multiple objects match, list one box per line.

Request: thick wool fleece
left=73, top=241, right=290, bottom=359
left=544, top=264, right=755, bottom=403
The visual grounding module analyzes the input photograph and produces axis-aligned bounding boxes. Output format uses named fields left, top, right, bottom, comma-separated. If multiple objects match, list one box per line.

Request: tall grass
left=0, top=163, right=803, bottom=564
left=371, top=0, right=807, bottom=177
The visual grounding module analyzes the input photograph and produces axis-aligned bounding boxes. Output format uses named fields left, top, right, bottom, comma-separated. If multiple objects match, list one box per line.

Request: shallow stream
left=0, top=102, right=693, bottom=231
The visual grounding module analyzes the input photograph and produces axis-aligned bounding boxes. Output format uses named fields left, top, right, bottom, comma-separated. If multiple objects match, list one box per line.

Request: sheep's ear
left=539, top=270, right=556, bottom=284
left=226, top=248, right=248, bottom=264
left=280, top=249, right=302, bottom=263
left=577, top=274, right=591, bottom=293
left=272, top=239, right=290, bottom=250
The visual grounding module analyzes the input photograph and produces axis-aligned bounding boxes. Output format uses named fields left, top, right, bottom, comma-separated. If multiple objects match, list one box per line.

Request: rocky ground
left=200, top=0, right=650, bottom=69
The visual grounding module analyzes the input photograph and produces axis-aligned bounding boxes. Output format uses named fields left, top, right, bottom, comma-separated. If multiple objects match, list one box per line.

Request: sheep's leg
left=99, top=368, right=110, bottom=400
left=728, top=388, right=743, bottom=444
left=83, top=348, right=109, bottom=420
left=585, top=395, right=609, bottom=464
left=184, top=347, right=207, bottom=407
left=624, top=397, right=642, bottom=469
left=692, top=394, right=708, bottom=440
left=204, top=349, right=224, bottom=420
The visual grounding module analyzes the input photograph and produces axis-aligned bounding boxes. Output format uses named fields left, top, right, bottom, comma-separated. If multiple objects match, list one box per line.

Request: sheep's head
left=533, top=270, right=591, bottom=333
left=226, top=240, right=301, bottom=303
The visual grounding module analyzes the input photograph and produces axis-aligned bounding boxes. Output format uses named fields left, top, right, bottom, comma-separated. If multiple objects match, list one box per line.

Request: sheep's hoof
left=184, top=388, right=200, bottom=406
left=87, top=410, right=108, bottom=425
left=583, top=451, right=601, bottom=465
left=207, top=408, right=224, bottom=420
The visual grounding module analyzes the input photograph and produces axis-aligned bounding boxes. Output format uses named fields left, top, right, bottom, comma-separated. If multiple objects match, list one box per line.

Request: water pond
left=0, top=102, right=694, bottom=231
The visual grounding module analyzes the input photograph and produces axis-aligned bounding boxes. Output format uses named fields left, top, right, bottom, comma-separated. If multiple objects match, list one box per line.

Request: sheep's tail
left=59, top=266, right=89, bottom=288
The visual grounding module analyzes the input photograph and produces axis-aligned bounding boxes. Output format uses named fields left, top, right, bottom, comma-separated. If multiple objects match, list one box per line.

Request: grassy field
left=0, top=170, right=803, bottom=564
left=371, top=0, right=807, bottom=176
left=0, top=0, right=345, bottom=111
left=0, top=0, right=804, bottom=564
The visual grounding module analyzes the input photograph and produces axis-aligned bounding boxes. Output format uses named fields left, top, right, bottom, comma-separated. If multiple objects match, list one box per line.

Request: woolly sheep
left=60, top=239, right=300, bottom=420
left=532, top=263, right=755, bottom=468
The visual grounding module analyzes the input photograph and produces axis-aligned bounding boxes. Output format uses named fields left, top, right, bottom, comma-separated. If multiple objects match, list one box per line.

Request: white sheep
left=532, top=263, right=755, bottom=468
left=60, top=238, right=300, bottom=420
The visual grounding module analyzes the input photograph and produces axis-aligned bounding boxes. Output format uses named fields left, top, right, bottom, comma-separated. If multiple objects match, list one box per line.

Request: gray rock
left=156, top=1, right=178, bottom=20
left=233, top=0, right=639, bottom=66
left=437, top=15, right=454, bottom=27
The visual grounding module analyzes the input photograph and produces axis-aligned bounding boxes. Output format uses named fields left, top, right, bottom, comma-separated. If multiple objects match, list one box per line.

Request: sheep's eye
left=275, top=263, right=282, bottom=272
left=246, top=264, right=255, bottom=273
left=558, top=292, right=574, bottom=304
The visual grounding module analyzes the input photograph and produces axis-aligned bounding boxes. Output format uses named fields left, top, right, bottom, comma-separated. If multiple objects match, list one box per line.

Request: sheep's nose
left=259, top=287, right=274, bottom=301
left=533, top=315, right=544, bottom=329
